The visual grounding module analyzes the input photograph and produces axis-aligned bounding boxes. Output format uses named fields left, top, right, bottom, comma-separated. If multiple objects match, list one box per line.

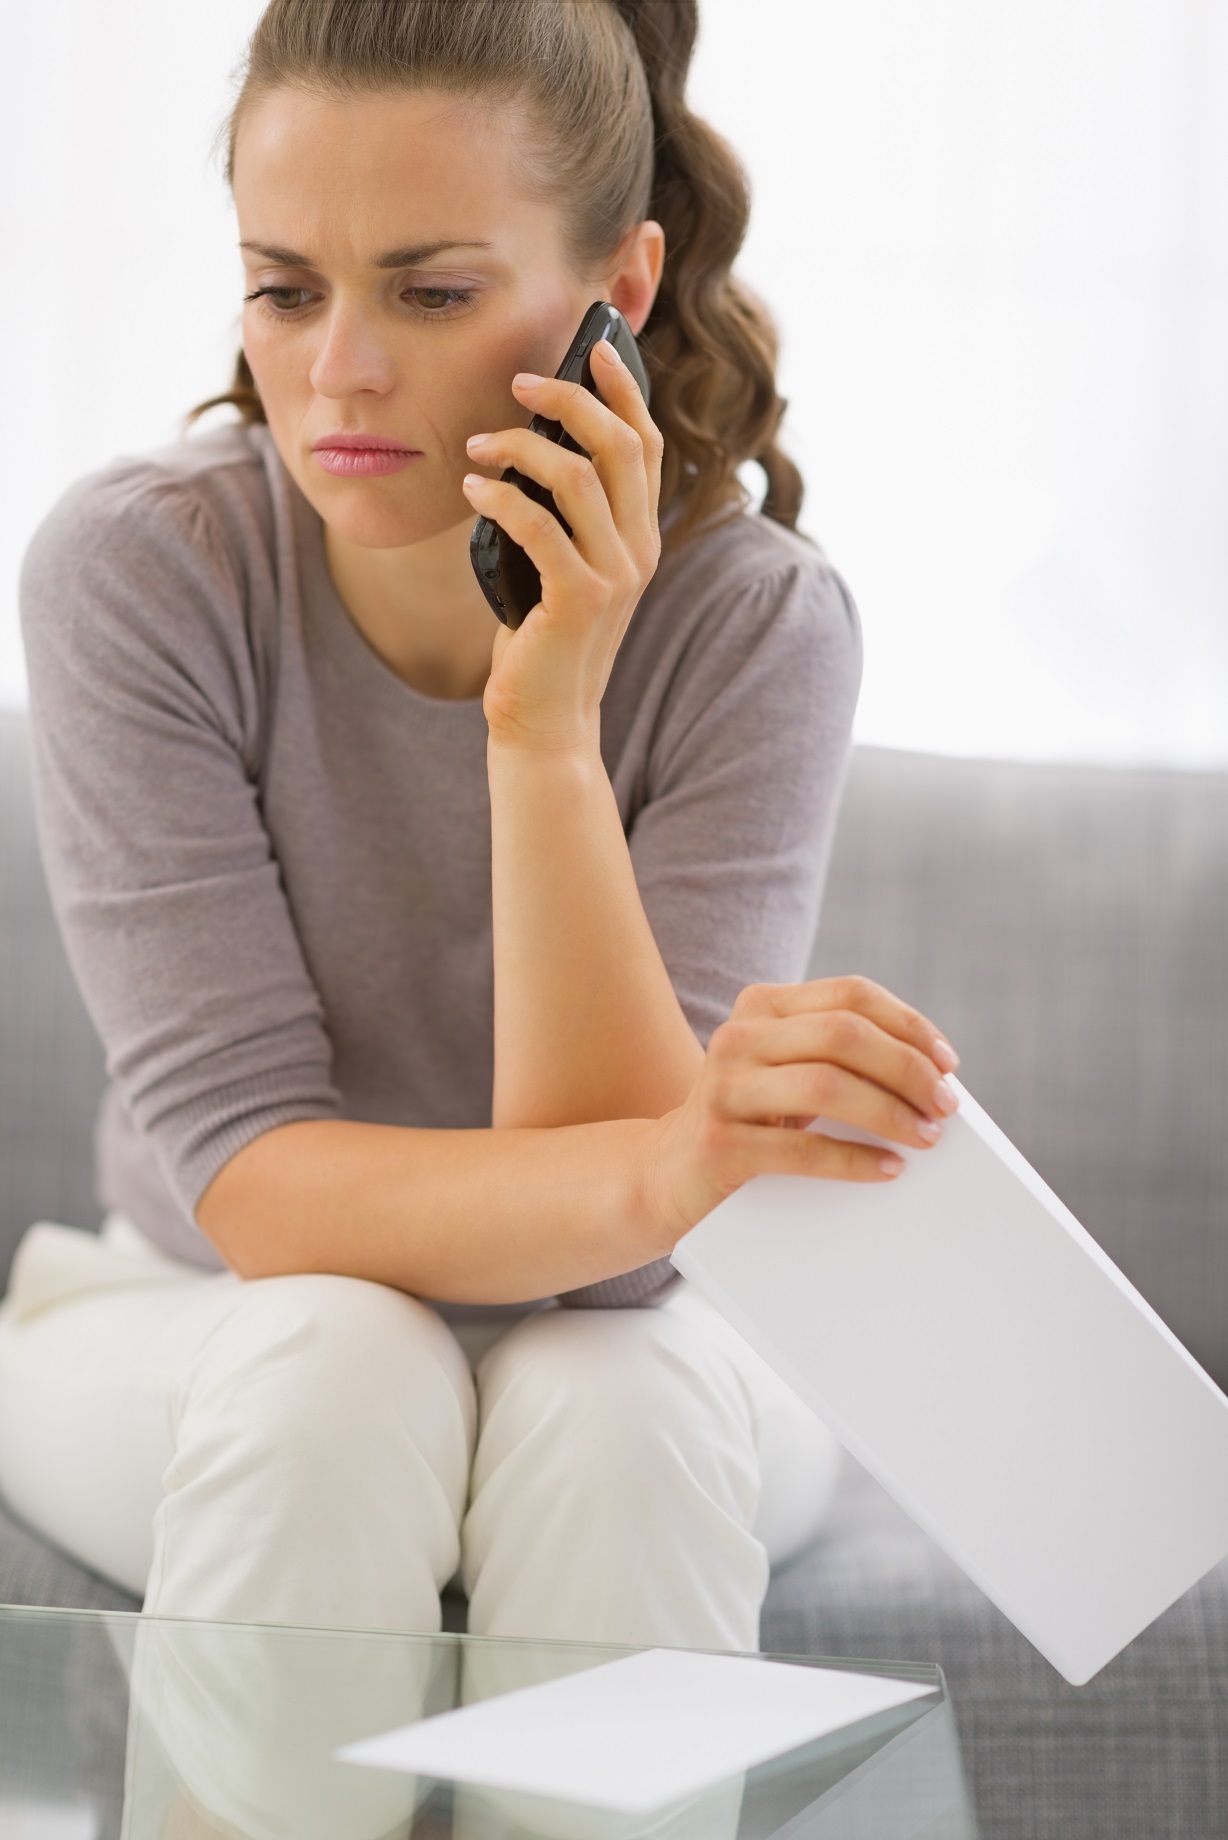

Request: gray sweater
left=18, top=420, right=862, bottom=1310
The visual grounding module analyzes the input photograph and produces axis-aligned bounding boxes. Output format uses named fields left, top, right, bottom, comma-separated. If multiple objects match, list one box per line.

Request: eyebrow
left=238, top=239, right=496, bottom=269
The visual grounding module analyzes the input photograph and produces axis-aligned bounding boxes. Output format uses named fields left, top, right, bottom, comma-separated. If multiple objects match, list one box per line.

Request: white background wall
left=3, top=0, right=1225, bottom=765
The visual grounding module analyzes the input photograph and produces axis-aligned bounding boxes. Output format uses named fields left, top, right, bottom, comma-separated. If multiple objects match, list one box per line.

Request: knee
left=474, top=1305, right=757, bottom=1498
left=174, top=1274, right=476, bottom=1502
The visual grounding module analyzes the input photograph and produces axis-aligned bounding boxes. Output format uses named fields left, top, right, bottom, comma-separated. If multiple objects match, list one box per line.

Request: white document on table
left=334, top=1647, right=936, bottom=1814
left=670, top=1075, right=1228, bottom=1687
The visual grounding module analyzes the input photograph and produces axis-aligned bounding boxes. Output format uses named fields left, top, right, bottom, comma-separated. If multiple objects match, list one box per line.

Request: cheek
left=241, top=315, right=306, bottom=407
left=414, top=342, right=521, bottom=454
left=460, top=321, right=558, bottom=435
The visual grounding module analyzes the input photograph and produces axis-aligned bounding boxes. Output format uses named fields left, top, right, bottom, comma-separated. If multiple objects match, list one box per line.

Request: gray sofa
left=1, top=704, right=1225, bottom=1839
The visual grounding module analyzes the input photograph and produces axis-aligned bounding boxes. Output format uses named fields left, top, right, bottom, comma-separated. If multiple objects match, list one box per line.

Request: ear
left=604, top=221, right=666, bottom=336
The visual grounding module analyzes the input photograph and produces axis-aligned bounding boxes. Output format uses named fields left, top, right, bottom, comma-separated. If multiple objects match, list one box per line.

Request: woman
left=0, top=0, right=960, bottom=1656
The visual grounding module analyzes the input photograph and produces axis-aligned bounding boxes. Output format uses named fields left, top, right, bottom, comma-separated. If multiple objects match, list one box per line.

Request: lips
left=311, top=437, right=424, bottom=479
left=312, top=432, right=420, bottom=453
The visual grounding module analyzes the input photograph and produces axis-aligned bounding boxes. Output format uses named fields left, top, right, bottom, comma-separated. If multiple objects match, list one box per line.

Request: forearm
left=195, top=1114, right=672, bottom=1295
left=487, top=734, right=704, bottom=1127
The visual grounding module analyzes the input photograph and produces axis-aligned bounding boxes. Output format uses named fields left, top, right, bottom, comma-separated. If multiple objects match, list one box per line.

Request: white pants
left=0, top=1212, right=843, bottom=1650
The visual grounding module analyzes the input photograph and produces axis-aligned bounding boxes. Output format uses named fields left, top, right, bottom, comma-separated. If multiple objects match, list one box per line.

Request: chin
left=311, top=482, right=467, bottom=551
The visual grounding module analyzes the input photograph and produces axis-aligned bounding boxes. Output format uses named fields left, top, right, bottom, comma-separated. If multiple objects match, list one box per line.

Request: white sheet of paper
left=669, top=1075, right=1228, bottom=1686
left=334, top=1648, right=936, bottom=1814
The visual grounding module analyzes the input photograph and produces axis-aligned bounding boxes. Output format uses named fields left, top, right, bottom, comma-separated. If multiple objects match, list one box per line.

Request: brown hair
left=186, top=0, right=810, bottom=557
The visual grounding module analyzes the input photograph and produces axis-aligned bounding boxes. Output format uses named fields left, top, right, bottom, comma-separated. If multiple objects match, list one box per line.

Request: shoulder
left=632, top=503, right=863, bottom=711
left=20, top=420, right=276, bottom=599
left=604, top=504, right=863, bottom=794
left=18, top=421, right=285, bottom=683
left=19, top=424, right=287, bottom=752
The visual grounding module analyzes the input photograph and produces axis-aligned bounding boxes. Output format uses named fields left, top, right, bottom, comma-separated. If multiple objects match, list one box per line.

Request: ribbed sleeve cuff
left=164, top=1065, right=341, bottom=1218
left=555, top=1255, right=681, bottom=1310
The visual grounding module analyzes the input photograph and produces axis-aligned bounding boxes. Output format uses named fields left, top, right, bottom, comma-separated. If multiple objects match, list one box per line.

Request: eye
left=243, top=283, right=314, bottom=312
left=405, top=286, right=475, bottom=318
left=243, top=285, right=477, bottom=323
left=243, top=286, right=315, bottom=314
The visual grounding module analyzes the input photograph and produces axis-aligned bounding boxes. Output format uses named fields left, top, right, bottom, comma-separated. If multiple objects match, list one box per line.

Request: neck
left=323, top=516, right=497, bottom=701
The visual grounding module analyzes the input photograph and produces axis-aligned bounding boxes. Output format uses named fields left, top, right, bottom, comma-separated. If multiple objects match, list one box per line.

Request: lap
left=0, top=1216, right=476, bottom=1593
left=475, top=1279, right=845, bottom=1568
left=0, top=1219, right=842, bottom=1582
left=0, top=1215, right=472, bottom=1405
left=658, top=1282, right=847, bottom=1564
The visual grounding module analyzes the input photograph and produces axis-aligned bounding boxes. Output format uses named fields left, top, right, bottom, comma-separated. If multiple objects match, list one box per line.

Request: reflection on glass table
left=0, top=1603, right=977, bottom=1839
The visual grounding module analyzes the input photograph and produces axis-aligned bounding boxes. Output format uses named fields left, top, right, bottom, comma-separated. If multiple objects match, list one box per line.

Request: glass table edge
left=0, top=1597, right=946, bottom=1696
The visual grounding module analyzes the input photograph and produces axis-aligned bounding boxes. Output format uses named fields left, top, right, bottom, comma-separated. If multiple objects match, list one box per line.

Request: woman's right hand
left=641, top=975, right=962, bottom=1250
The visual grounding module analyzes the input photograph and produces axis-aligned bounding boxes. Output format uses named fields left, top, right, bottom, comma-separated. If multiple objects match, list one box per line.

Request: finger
left=464, top=427, right=627, bottom=585
left=732, top=1007, right=956, bottom=1123
left=588, top=340, right=665, bottom=533
left=515, top=364, right=656, bottom=564
left=723, top=1117, right=906, bottom=1184
left=733, top=974, right=959, bottom=1074
left=722, top=1058, right=945, bottom=1150
left=512, top=364, right=662, bottom=563
left=460, top=471, right=589, bottom=621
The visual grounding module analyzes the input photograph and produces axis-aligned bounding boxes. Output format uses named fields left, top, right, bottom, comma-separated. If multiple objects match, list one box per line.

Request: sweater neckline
left=295, top=470, right=493, bottom=737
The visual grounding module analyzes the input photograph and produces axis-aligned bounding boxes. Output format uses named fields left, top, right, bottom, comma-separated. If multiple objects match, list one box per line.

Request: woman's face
left=232, top=85, right=655, bottom=553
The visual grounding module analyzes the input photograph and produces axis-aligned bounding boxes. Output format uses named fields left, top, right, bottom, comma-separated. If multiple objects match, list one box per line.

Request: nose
left=308, top=299, right=398, bottom=399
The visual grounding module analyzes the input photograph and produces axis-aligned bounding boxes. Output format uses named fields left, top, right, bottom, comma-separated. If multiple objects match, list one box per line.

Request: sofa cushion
left=0, top=1491, right=137, bottom=1616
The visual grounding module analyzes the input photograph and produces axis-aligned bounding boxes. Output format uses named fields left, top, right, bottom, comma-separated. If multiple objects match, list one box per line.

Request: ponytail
left=608, top=0, right=805, bottom=546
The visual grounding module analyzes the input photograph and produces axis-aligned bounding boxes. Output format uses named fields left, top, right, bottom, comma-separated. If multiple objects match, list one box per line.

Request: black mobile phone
left=469, top=301, right=652, bottom=630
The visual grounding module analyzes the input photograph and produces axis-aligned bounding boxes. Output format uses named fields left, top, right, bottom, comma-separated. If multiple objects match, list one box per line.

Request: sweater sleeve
left=18, top=462, right=342, bottom=1241
left=555, top=547, right=864, bottom=1308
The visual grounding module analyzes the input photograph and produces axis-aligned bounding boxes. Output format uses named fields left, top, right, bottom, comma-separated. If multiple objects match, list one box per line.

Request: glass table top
left=0, top=1603, right=977, bottom=1839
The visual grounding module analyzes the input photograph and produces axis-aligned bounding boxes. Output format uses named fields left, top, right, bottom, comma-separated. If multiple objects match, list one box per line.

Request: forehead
left=233, top=85, right=555, bottom=260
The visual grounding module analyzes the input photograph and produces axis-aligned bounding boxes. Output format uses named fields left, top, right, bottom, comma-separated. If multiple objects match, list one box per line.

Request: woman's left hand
left=462, top=338, right=664, bottom=754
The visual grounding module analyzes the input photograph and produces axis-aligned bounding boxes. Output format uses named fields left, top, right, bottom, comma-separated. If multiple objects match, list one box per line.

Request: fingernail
left=933, top=1080, right=959, bottom=1115
left=462, top=474, right=484, bottom=490
left=597, top=340, right=623, bottom=365
left=933, top=1036, right=959, bottom=1071
left=880, top=1153, right=907, bottom=1176
left=466, top=432, right=491, bottom=451
left=513, top=372, right=544, bottom=388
